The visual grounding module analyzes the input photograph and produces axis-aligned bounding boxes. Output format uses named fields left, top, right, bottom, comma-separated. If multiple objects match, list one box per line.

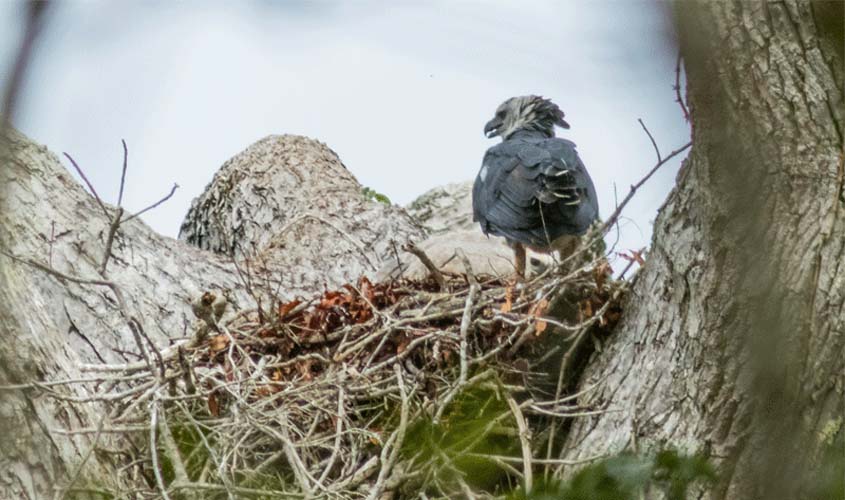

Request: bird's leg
left=512, top=242, right=527, bottom=280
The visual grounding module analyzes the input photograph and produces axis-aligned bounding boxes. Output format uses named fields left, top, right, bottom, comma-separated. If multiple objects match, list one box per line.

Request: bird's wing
left=472, top=138, right=598, bottom=248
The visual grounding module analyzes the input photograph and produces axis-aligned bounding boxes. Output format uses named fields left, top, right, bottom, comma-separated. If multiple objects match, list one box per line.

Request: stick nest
left=60, top=256, right=626, bottom=499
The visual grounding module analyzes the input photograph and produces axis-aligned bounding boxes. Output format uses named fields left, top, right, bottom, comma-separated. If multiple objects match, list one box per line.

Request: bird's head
left=483, top=95, right=570, bottom=140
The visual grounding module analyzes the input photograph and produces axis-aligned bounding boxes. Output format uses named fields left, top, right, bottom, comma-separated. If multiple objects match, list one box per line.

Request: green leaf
left=362, top=186, right=392, bottom=205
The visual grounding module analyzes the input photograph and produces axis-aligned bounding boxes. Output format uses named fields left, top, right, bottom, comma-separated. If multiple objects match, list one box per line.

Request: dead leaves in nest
left=209, top=334, right=229, bottom=354
left=208, top=392, right=220, bottom=417
left=530, top=298, right=550, bottom=335
left=500, top=285, right=515, bottom=313
left=197, top=263, right=624, bottom=410
left=273, top=277, right=402, bottom=340
left=277, top=299, right=302, bottom=320
left=579, top=258, right=623, bottom=329
left=501, top=285, right=549, bottom=335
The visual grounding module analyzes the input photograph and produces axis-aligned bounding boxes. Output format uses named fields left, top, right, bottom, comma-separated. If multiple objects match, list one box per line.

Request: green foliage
left=400, top=386, right=520, bottom=494
left=362, top=186, right=392, bottom=205
left=805, top=418, right=845, bottom=500
left=158, top=421, right=293, bottom=497
left=394, top=382, right=715, bottom=499
left=160, top=423, right=212, bottom=483
left=510, top=450, right=715, bottom=500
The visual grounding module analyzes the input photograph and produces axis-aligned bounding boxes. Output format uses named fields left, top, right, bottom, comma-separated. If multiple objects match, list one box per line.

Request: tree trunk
left=560, top=2, right=843, bottom=498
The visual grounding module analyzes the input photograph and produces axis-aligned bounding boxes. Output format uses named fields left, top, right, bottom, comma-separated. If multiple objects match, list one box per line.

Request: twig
left=597, top=140, right=691, bottom=236
left=158, top=402, right=190, bottom=485
left=467, top=452, right=605, bottom=466
left=54, top=410, right=109, bottom=500
left=330, top=456, right=379, bottom=492
left=317, top=385, right=345, bottom=485
left=276, top=214, right=379, bottom=271
left=121, top=183, right=179, bottom=224
left=528, top=405, right=620, bottom=418
left=458, top=253, right=479, bottom=385
left=63, top=152, right=110, bottom=219
left=368, top=364, right=410, bottom=500
left=261, top=421, right=313, bottom=495
left=2, top=249, right=164, bottom=376
left=149, top=400, right=173, bottom=500
left=118, top=139, right=128, bottom=206
left=638, top=119, right=661, bottom=163
left=674, top=52, right=690, bottom=122
left=403, top=243, right=447, bottom=291
left=543, top=288, right=623, bottom=474
left=48, top=221, right=55, bottom=267
left=3, top=250, right=112, bottom=288
left=507, top=394, right=533, bottom=492
left=169, top=482, right=304, bottom=498
left=99, top=207, right=124, bottom=275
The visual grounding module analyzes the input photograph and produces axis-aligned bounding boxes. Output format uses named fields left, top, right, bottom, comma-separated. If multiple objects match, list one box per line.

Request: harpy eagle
left=472, top=95, right=599, bottom=277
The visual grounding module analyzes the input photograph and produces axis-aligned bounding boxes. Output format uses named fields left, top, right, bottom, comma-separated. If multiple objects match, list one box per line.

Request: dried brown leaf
left=359, top=276, right=375, bottom=303
left=297, top=358, right=314, bottom=381
left=531, top=298, right=550, bottom=335
left=500, top=285, right=514, bottom=313
left=209, top=334, right=229, bottom=354
left=208, top=393, right=220, bottom=417
left=278, top=299, right=302, bottom=320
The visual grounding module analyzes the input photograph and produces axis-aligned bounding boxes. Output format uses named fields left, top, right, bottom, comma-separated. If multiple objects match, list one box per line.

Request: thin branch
left=638, top=118, right=661, bottom=163
left=118, top=139, right=128, bottom=207
left=121, top=183, right=179, bottom=224
left=158, top=403, right=190, bottom=485
left=458, top=253, right=479, bottom=385
left=403, top=243, right=447, bottom=291
left=274, top=213, right=379, bottom=271
left=674, top=52, right=690, bottom=122
left=170, top=482, right=304, bottom=498
left=2, top=249, right=116, bottom=289
left=597, top=140, right=691, bottom=236
left=317, top=386, right=345, bottom=485
left=149, top=400, right=173, bottom=500
left=468, top=452, right=606, bottom=466
left=63, top=152, right=110, bottom=219
left=368, top=364, right=410, bottom=500
left=1, top=249, right=162, bottom=375
left=99, top=207, right=124, bottom=275
left=54, top=411, right=109, bottom=500
left=507, top=394, right=533, bottom=492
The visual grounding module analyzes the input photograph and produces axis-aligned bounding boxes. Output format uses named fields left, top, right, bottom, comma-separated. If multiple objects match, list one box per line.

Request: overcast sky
left=2, top=0, right=689, bottom=258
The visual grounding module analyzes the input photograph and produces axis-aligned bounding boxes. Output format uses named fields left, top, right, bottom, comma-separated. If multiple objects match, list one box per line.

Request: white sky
left=2, top=0, right=689, bottom=258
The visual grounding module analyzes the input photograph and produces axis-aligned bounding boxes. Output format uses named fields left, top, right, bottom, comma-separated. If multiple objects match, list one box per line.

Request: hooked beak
left=484, top=117, right=503, bottom=138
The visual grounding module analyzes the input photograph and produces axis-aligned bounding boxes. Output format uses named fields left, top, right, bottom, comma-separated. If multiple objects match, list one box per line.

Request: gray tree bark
left=559, top=2, right=843, bottom=498
left=178, top=134, right=425, bottom=295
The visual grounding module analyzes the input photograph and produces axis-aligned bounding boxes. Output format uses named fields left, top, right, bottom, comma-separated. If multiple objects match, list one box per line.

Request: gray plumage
left=472, top=96, right=599, bottom=251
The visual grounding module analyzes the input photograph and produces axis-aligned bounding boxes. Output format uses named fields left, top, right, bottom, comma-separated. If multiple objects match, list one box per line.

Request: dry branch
left=403, top=242, right=447, bottom=291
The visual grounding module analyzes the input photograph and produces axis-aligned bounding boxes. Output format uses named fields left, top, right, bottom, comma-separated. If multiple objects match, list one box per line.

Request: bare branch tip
left=63, top=151, right=110, bottom=219
left=118, top=139, right=129, bottom=207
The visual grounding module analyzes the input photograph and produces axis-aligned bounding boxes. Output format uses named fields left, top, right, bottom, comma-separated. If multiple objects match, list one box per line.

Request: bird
left=472, top=95, right=599, bottom=278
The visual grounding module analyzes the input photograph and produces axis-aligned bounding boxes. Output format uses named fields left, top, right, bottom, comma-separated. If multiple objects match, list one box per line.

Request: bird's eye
left=496, top=110, right=506, bottom=118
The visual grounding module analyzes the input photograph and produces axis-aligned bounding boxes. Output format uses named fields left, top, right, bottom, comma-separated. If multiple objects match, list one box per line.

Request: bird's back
left=472, top=131, right=598, bottom=249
